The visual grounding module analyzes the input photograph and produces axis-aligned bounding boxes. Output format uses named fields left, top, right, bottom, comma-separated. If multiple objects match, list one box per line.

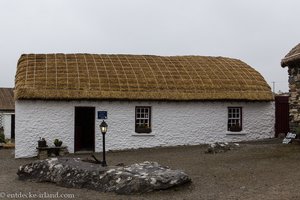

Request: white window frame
left=228, top=107, right=242, bottom=132
left=135, top=106, right=152, bottom=133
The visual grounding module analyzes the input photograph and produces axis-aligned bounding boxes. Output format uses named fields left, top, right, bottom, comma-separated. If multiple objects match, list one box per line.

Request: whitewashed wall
left=3, top=113, right=13, bottom=139
left=15, top=100, right=275, bottom=158
left=0, top=113, right=3, bottom=128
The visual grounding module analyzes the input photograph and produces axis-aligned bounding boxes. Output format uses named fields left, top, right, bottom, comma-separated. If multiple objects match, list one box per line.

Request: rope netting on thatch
left=15, top=54, right=273, bottom=101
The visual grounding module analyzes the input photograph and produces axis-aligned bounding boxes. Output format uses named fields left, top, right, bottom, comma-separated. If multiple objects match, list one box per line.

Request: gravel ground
left=1, top=139, right=300, bottom=200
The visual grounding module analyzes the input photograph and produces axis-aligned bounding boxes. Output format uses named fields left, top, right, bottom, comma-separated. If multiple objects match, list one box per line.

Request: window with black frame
left=228, top=107, right=242, bottom=132
left=135, top=106, right=151, bottom=133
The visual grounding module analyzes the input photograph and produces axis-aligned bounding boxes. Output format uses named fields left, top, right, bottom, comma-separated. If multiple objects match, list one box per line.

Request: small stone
left=205, top=142, right=239, bottom=154
left=107, top=169, right=116, bottom=173
left=150, top=178, right=156, bottom=184
left=116, top=178, right=121, bottom=183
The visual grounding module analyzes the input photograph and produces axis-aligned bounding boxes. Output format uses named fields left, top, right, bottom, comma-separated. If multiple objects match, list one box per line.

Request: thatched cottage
left=14, top=54, right=274, bottom=158
left=281, top=43, right=300, bottom=132
left=0, top=88, right=15, bottom=139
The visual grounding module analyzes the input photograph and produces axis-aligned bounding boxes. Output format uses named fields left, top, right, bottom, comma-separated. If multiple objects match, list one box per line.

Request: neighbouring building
left=281, top=43, right=300, bottom=132
left=14, top=54, right=274, bottom=158
left=0, top=88, right=15, bottom=139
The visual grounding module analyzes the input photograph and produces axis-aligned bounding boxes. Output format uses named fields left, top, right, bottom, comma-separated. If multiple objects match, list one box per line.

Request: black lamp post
left=99, top=120, right=108, bottom=167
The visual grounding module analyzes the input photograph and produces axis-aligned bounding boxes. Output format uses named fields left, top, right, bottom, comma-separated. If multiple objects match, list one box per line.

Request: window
left=135, top=106, right=151, bottom=133
left=228, top=107, right=242, bottom=132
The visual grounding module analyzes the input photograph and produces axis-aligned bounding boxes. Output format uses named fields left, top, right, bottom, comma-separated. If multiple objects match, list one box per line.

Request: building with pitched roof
left=0, top=88, right=15, bottom=139
left=281, top=43, right=300, bottom=132
left=14, top=54, right=274, bottom=158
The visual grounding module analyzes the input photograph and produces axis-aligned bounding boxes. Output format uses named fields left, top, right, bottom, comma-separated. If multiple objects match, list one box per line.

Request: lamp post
left=99, top=120, right=108, bottom=167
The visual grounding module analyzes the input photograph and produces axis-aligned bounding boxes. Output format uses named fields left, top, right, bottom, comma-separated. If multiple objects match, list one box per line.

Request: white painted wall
left=3, top=113, right=13, bottom=139
left=0, top=113, right=3, bottom=128
left=15, top=100, right=275, bottom=158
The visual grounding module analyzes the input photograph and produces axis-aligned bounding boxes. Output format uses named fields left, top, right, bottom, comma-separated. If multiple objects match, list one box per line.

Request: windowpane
left=228, top=107, right=242, bottom=132
left=135, top=106, right=152, bottom=133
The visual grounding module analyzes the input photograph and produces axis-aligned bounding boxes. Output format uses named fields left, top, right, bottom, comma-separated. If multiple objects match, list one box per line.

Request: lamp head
left=100, top=120, right=108, bottom=134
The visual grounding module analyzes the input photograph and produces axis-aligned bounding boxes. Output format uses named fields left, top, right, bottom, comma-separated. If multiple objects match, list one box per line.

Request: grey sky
left=0, top=0, right=299, bottom=92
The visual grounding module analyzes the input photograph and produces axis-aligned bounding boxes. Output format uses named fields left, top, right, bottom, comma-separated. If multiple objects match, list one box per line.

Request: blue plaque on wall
left=97, top=111, right=107, bottom=119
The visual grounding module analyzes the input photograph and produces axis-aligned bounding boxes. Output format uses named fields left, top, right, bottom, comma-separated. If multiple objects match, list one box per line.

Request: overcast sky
left=0, top=0, right=299, bottom=92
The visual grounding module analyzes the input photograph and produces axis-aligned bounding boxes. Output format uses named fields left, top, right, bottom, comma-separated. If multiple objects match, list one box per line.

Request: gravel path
left=1, top=139, right=300, bottom=200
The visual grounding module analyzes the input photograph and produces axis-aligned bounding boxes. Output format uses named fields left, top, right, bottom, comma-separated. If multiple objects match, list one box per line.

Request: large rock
left=17, top=158, right=191, bottom=194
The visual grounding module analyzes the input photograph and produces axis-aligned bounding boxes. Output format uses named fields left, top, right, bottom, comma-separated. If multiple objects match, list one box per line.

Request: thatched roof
left=0, top=88, right=14, bottom=111
left=281, top=43, right=300, bottom=67
left=15, top=54, right=273, bottom=101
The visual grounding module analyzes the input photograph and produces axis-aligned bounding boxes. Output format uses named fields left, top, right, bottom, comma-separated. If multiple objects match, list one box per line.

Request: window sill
left=132, top=133, right=155, bottom=136
left=135, top=127, right=152, bottom=133
left=226, top=131, right=247, bottom=135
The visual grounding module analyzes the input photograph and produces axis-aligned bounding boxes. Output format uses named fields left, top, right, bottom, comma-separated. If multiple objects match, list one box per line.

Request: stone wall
left=288, top=65, right=300, bottom=132
left=15, top=100, right=275, bottom=158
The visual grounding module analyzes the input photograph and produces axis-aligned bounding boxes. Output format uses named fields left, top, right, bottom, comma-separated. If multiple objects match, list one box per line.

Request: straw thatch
left=0, top=88, right=14, bottom=111
left=281, top=43, right=300, bottom=67
left=15, top=54, right=273, bottom=101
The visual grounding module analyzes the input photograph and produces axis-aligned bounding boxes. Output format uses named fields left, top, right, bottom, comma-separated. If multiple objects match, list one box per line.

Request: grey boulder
left=17, top=158, right=191, bottom=194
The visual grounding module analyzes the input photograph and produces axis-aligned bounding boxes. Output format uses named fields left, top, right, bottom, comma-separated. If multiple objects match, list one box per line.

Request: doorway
left=275, top=95, right=289, bottom=137
left=11, top=114, right=15, bottom=139
left=74, top=107, right=95, bottom=152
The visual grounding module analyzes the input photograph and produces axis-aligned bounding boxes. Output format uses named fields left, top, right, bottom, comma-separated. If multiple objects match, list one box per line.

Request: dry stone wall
left=288, top=65, right=300, bottom=132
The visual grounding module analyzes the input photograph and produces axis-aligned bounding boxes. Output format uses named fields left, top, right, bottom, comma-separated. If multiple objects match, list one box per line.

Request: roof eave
left=281, top=56, right=300, bottom=67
